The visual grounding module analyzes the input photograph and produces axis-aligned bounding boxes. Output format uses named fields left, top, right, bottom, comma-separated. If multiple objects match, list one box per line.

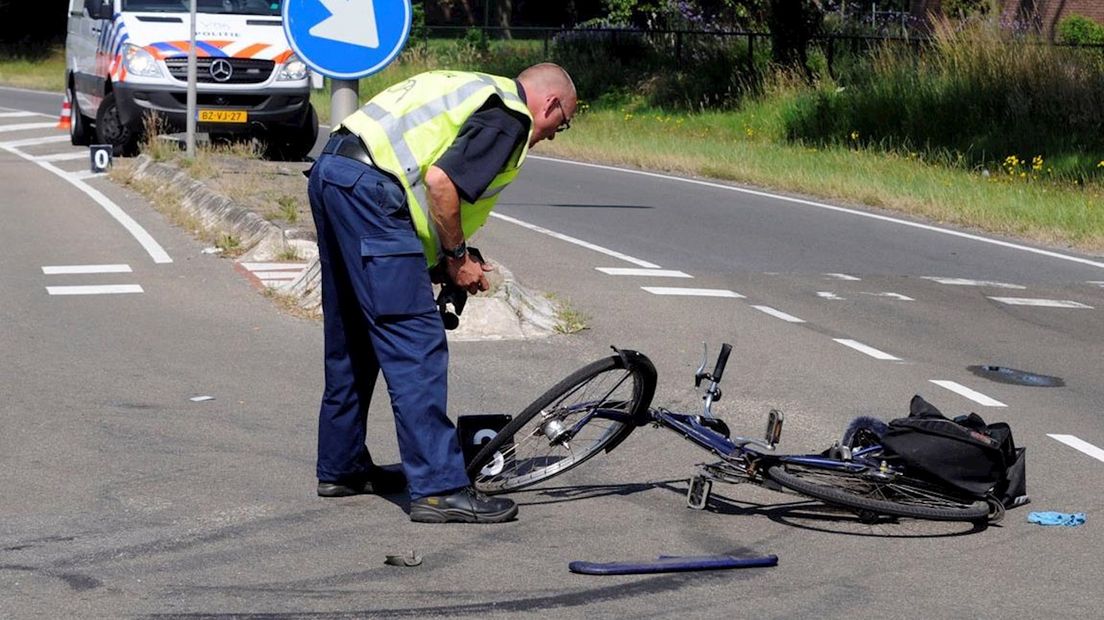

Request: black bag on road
left=881, top=395, right=1028, bottom=508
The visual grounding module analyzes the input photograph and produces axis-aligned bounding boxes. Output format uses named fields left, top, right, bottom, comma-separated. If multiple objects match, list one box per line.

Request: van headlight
left=123, top=44, right=163, bottom=78
left=278, top=54, right=309, bottom=81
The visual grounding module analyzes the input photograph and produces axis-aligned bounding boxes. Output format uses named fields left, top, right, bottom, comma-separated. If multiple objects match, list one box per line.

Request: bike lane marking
left=0, top=134, right=173, bottom=264
left=832, top=339, right=902, bottom=361
left=1047, top=435, right=1104, bottom=464
left=929, top=380, right=1007, bottom=408
left=529, top=155, right=1104, bottom=271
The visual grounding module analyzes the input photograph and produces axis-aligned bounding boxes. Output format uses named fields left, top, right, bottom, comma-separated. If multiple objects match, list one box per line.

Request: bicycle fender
left=608, top=346, right=658, bottom=426
left=569, top=554, right=778, bottom=575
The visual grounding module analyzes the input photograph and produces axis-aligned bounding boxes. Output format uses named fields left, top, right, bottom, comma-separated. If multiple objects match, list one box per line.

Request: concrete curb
left=127, top=155, right=558, bottom=340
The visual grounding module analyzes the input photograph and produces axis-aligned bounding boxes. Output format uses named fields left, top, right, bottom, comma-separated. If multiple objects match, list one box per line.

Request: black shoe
left=409, top=487, right=518, bottom=523
left=317, top=466, right=407, bottom=497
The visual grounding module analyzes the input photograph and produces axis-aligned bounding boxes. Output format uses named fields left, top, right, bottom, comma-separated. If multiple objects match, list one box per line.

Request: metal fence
left=418, top=25, right=1104, bottom=79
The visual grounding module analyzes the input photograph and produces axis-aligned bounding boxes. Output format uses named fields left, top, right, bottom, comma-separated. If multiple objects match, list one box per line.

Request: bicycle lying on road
left=466, top=344, right=1005, bottom=524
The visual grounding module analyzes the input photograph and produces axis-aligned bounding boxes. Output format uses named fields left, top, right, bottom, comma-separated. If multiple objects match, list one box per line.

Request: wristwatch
left=443, top=241, right=467, bottom=260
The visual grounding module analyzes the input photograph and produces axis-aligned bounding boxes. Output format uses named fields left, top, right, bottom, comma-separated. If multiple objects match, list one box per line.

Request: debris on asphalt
left=385, top=551, right=423, bottom=567
left=201, top=247, right=222, bottom=255
left=1027, top=512, right=1086, bottom=527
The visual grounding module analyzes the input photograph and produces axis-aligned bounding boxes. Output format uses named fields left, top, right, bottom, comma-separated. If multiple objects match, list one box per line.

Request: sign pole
left=331, top=79, right=358, bottom=129
left=186, top=0, right=197, bottom=158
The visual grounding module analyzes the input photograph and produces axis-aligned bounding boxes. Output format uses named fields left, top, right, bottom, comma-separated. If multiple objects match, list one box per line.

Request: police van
left=66, top=0, right=318, bottom=159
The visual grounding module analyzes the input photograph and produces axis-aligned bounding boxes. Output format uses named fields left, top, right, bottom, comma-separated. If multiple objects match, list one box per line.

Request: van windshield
left=122, top=0, right=280, bottom=16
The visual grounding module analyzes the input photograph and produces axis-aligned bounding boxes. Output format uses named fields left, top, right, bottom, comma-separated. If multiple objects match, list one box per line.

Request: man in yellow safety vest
left=307, top=63, right=576, bottom=523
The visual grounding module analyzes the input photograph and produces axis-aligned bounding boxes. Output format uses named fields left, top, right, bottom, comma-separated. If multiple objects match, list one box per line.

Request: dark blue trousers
left=307, top=148, right=470, bottom=500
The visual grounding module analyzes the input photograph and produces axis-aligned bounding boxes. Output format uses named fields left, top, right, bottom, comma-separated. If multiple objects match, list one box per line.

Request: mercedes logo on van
left=209, top=59, right=233, bottom=82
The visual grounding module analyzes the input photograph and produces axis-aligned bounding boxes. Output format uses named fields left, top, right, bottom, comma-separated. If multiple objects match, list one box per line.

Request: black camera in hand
left=432, top=246, right=484, bottom=330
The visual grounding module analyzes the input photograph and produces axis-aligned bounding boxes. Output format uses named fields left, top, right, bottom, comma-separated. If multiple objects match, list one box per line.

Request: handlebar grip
left=712, top=343, right=732, bottom=382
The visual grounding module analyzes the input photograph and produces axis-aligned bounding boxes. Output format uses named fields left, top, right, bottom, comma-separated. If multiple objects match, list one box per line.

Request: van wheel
left=69, top=84, right=94, bottom=146
left=95, top=92, right=140, bottom=156
left=262, top=104, right=318, bottom=162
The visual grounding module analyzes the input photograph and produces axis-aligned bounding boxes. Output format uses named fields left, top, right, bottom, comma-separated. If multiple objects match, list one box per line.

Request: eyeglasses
left=554, top=99, right=571, bottom=133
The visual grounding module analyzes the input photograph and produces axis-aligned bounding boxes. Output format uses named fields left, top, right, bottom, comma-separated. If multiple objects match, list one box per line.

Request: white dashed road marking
left=1047, top=435, right=1104, bottom=464
left=825, top=273, right=861, bottom=281
left=0, top=135, right=69, bottom=148
left=752, top=305, right=805, bottom=323
left=817, top=291, right=845, bottom=300
left=47, top=285, right=144, bottom=296
left=833, top=339, right=901, bottom=361
left=0, top=111, right=44, bottom=118
left=988, top=297, right=1093, bottom=309
left=596, top=267, right=692, bottom=278
left=43, top=264, right=132, bottom=275
left=0, top=122, right=57, bottom=133
left=641, top=287, right=744, bottom=298
left=35, top=151, right=90, bottom=162
left=929, top=380, right=1007, bottom=407
left=1089, top=281, right=1104, bottom=288
left=922, top=277, right=1025, bottom=289
left=861, top=292, right=914, bottom=301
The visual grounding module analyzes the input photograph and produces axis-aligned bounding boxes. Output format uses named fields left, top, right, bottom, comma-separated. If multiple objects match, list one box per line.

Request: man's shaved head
left=517, top=63, right=577, bottom=147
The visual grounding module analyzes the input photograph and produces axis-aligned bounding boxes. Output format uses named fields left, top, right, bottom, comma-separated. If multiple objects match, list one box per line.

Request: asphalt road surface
left=2, top=86, right=1103, bottom=618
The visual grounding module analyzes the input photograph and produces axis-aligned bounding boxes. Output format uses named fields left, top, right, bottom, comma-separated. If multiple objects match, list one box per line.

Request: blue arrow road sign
left=283, top=0, right=412, bottom=80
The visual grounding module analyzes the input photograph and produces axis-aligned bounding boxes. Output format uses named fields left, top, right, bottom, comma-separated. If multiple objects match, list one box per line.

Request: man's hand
left=446, top=253, right=495, bottom=295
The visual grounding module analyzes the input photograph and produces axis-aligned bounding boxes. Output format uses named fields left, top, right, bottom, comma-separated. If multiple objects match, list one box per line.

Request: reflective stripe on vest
left=338, top=71, right=533, bottom=265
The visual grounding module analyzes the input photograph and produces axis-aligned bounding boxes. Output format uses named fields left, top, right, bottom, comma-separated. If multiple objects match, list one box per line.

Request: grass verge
left=0, top=47, right=65, bottom=92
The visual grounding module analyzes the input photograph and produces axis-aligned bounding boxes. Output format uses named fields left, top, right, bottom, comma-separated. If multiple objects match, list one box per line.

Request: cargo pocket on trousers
left=360, top=233, right=435, bottom=317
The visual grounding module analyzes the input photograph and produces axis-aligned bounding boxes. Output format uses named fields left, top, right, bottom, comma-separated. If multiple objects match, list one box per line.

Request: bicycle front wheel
left=468, top=351, right=657, bottom=494
left=767, top=463, right=990, bottom=522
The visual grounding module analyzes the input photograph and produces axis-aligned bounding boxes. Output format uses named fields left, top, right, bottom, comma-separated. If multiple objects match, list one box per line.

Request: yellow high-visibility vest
left=339, top=70, right=534, bottom=265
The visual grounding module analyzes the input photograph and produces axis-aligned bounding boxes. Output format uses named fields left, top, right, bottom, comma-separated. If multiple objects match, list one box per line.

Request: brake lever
left=694, top=342, right=709, bottom=387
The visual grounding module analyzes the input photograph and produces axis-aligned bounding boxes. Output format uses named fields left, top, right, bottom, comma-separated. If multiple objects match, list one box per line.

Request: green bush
left=1056, top=15, right=1104, bottom=45
left=782, top=22, right=1104, bottom=180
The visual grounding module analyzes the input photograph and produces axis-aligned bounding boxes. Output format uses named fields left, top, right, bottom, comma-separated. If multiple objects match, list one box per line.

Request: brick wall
left=1001, top=0, right=1104, bottom=38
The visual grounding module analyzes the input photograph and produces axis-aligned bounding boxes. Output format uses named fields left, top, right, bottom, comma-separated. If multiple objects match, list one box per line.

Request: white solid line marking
left=35, top=151, right=89, bottom=162
left=929, top=380, right=1007, bottom=407
left=596, top=267, right=692, bottom=278
left=0, top=111, right=43, bottom=118
left=861, top=292, right=914, bottom=301
left=817, top=291, right=845, bottom=300
left=752, top=305, right=805, bottom=323
left=642, top=287, right=745, bottom=298
left=0, top=122, right=57, bottom=133
left=0, top=135, right=70, bottom=148
left=833, top=339, right=901, bottom=361
left=46, top=284, right=144, bottom=296
left=490, top=212, right=661, bottom=268
left=241, top=262, right=309, bottom=271
left=1048, top=435, right=1104, bottom=464
left=825, top=273, right=861, bottom=281
left=0, top=144, right=172, bottom=264
left=922, top=277, right=1025, bottom=289
left=42, top=264, right=132, bottom=275
left=529, top=156, right=1104, bottom=271
left=988, top=297, right=1093, bottom=309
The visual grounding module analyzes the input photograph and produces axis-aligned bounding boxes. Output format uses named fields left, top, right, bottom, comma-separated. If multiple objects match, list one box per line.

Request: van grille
left=163, top=57, right=275, bottom=84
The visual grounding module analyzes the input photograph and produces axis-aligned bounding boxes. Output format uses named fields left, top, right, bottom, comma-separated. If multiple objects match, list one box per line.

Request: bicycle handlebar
left=712, top=343, right=732, bottom=383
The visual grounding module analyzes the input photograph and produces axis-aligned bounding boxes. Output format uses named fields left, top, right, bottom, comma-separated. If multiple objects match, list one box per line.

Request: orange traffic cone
left=57, top=94, right=72, bottom=131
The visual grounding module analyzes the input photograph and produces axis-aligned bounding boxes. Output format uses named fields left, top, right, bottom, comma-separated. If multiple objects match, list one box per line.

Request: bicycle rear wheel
left=767, top=462, right=989, bottom=522
left=468, top=350, right=657, bottom=494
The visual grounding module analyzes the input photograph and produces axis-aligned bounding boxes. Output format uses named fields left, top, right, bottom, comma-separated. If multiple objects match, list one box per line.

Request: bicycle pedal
left=687, top=475, right=712, bottom=510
